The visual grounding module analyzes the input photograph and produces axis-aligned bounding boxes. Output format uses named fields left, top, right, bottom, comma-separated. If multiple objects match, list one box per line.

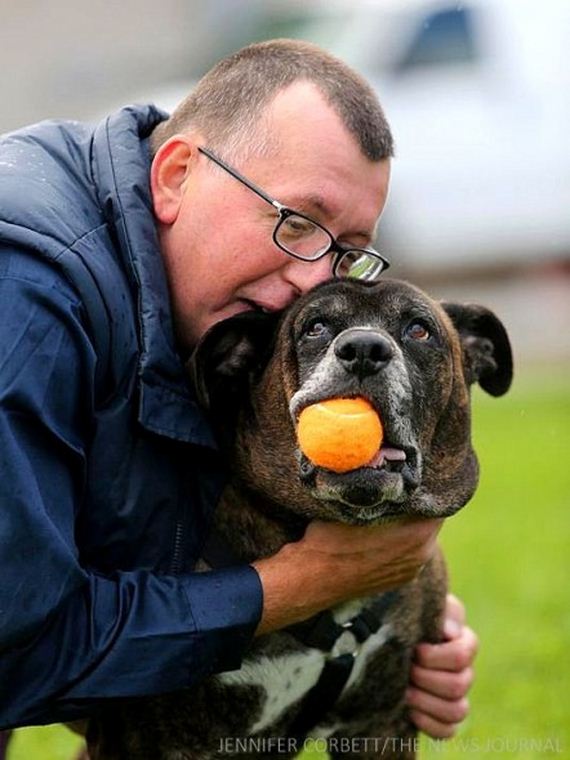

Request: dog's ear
left=187, top=311, right=282, bottom=413
left=441, top=302, right=513, bottom=396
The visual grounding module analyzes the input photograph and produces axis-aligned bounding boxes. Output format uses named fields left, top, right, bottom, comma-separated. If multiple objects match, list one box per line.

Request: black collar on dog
left=285, top=590, right=400, bottom=739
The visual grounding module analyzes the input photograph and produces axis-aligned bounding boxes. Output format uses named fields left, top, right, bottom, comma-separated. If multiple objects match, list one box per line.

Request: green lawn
left=8, top=366, right=569, bottom=760
left=420, top=366, right=570, bottom=759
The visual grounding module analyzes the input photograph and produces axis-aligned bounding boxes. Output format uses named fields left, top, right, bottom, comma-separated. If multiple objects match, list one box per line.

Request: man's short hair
left=150, top=39, right=394, bottom=162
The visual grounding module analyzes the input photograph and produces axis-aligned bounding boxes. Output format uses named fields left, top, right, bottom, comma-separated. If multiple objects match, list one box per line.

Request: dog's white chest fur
left=217, top=610, right=393, bottom=734
left=217, top=649, right=326, bottom=733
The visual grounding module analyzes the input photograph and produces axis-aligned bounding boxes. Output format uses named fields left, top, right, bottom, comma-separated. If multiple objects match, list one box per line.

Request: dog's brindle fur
left=87, top=279, right=512, bottom=760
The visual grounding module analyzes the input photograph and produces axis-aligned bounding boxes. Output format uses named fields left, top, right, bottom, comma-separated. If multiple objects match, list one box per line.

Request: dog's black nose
left=334, top=329, right=394, bottom=378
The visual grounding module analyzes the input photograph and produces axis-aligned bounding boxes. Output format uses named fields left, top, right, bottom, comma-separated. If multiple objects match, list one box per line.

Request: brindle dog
left=87, top=279, right=513, bottom=760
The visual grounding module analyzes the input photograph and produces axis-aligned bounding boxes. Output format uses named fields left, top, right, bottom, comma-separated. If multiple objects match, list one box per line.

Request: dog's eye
left=406, top=321, right=431, bottom=341
left=305, top=320, right=328, bottom=338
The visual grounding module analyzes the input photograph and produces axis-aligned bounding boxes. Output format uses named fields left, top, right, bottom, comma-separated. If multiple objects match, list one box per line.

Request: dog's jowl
left=88, top=279, right=513, bottom=760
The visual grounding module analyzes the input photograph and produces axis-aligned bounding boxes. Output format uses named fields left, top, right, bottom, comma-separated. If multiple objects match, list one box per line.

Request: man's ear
left=441, top=302, right=513, bottom=396
left=187, top=311, right=282, bottom=415
left=150, top=135, right=196, bottom=224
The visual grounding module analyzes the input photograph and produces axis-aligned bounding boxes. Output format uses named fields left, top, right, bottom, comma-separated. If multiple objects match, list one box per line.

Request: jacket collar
left=92, top=105, right=217, bottom=449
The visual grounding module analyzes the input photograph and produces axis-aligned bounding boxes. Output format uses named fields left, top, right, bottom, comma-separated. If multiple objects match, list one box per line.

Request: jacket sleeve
left=0, top=258, right=263, bottom=729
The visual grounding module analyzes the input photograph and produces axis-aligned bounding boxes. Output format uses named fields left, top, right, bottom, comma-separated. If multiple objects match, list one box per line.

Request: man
left=0, top=40, right=476, bottom=748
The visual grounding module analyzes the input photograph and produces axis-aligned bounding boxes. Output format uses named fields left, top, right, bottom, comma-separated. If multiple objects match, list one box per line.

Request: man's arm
left=0, top=265, right=262, bottom=728
left=253, top=518, right=442, bottom=634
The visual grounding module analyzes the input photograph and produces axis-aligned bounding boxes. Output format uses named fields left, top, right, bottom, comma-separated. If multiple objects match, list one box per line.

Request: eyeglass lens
left=335, top=251, right=386, bottom=281
left=275, top=213, right=385, bottom=280
left=275, top=214, right=331, bottom=260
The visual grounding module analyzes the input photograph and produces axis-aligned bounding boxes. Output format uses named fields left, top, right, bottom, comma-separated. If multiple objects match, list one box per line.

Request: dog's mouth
left=364, top=444, right=408, bottom=472
left=299, top=443, right=418, bottom=482
left=297, top=439, right=421, bottom=519
left=291, top=393, right=422, bottom=519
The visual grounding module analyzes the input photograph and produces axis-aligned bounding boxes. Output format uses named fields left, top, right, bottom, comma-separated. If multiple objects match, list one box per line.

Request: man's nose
left=282, top=255, right=333, bottom=294
left=334, top=329, right=394, bottom=379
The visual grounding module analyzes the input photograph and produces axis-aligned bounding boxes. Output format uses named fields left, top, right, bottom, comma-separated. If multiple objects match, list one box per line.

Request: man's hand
left=253, top=517, right=442, bottom=635
left=406, top=593, right=479, bottom=738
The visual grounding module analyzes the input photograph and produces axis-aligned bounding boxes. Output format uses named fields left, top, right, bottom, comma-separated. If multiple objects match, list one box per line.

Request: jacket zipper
left=170, top=519, right=184, bottom=575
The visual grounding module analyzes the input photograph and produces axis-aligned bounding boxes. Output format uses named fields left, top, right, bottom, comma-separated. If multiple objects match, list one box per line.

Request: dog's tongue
left=366, top=446, right=407, bottom=469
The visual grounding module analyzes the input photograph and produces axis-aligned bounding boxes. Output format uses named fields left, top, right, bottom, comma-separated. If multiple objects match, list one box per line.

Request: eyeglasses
left=198, top=147, right=390, bottom=281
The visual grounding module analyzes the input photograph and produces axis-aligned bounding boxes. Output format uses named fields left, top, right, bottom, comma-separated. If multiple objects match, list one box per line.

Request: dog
left=86, top=278, right=513, bottom=759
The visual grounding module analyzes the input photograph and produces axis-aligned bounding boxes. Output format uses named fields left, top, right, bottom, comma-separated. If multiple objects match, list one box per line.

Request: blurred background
left=2, top=0, right=568, bottom=758
left=2, top=0, right=570, bottom=368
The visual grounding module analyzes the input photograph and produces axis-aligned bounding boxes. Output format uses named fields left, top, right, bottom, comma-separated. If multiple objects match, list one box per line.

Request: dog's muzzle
left=334, top=329, right=394, bottom=380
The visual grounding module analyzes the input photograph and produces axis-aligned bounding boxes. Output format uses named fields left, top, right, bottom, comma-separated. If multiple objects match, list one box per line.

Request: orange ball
left=297, top=397, right=383, bottom=473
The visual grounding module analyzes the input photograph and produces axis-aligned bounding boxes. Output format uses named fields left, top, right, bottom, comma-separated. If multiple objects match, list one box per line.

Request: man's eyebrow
left=286, top=194, right=377, bottom=243
left=286, top=193, right=334, bottom=218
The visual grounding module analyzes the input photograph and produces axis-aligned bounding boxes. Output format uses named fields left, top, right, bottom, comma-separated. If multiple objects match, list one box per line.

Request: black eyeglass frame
left=197, top=146, right=390, bottom=280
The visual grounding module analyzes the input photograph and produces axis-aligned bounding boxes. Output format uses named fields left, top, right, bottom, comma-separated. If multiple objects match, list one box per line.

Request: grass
left=7, top=366, right=569, bottom=760
left=419, top=365, right=570, bottom=759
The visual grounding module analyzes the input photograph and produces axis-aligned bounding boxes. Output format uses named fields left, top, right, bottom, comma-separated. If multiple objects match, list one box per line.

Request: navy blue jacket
left=0, top=105, right=263, bottom=728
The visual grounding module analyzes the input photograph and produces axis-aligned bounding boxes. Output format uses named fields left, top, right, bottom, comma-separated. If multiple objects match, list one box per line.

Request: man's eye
left=339, top=249, right=362, bottom=265
left=281, top=216, right=317, bottom=239
left=405, top=321, right=431, bottom=341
